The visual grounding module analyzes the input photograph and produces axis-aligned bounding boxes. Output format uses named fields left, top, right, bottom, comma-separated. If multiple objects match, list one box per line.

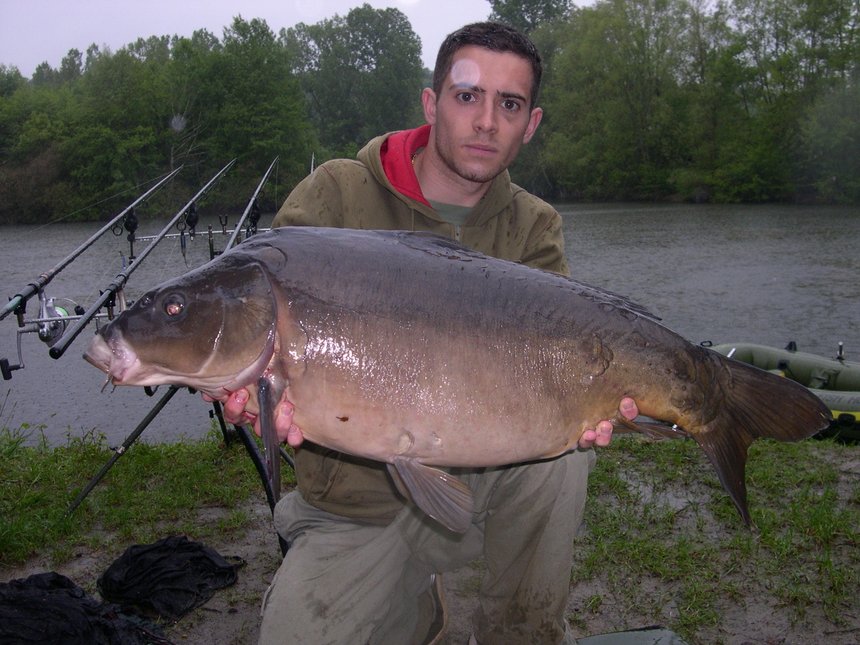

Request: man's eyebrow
left=449, top=82, right=485, bottom=94
left=448, top=83, right=527, bottom=103
left=499, top=90, right=527, bottom=103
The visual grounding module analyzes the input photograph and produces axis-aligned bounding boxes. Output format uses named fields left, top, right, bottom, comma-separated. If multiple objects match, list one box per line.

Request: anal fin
left=388, top=457, right=474, bottom=533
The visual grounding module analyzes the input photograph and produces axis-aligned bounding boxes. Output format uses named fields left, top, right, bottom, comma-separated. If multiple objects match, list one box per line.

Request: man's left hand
left=578, top=397, right=638, bottom=448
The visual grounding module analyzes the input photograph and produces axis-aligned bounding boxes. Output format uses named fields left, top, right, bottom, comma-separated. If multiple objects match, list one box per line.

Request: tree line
left=0, top=0, right=857, bottom=224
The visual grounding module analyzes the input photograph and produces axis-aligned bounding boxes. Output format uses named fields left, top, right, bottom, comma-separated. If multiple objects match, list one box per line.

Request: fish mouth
left=83, top=332, right=141, bottom=385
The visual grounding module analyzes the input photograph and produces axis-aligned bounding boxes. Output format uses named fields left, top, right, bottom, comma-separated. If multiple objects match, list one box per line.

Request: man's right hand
left=203, top=389, right=305, bottom=448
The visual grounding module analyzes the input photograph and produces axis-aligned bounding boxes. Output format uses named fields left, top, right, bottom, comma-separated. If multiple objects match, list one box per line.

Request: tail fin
left=692, top=356, right=832, bottom=526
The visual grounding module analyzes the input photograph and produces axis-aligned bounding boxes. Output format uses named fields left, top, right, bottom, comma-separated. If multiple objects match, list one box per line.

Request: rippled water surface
left=1, top=204, right=858, bottom=446
left=0, top=217, right=258, bottom=446
left=561, top=203, right=859, bottom=356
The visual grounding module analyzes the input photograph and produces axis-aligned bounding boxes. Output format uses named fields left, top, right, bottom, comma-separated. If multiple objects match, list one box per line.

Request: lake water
left=561, top=203, right=859, bottom=356
left=1, top=203, right=858, bottom=447
left=0, top=217, right=246, bottom=446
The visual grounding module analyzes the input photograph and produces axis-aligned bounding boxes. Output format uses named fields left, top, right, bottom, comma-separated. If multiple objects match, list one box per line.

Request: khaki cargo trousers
left=259, top=449, right=594, bottom=645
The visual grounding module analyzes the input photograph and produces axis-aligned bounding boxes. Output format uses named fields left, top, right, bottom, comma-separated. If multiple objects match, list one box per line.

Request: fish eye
left=163, top=293, right=185, bottom=317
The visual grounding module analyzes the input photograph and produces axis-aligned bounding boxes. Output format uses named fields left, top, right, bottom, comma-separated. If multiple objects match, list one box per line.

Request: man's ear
left=523, top=106, right=543, bottom=144
left=422, top=87, right=437, bottom=125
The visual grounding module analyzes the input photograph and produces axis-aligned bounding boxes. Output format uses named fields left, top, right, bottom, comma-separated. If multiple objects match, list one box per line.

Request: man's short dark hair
left=432, top=22, right=543, bottom=108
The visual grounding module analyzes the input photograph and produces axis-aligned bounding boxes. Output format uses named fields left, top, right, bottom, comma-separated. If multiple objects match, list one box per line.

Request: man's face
left=423, top=45, right=542, bottom=187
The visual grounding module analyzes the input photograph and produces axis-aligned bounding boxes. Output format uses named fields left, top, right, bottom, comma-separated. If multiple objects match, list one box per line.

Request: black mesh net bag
left=97, top=535, right=242, bottom=621
left=0, top=571, right=170, bottom=644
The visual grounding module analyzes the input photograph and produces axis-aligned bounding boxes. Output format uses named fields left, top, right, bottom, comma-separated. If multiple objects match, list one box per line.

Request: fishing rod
left=48, top=159, right=236, bottom=361
left=0, top=168, right=182, bottom=323
left=129, top=157, right=279, bottom=260
left=215, top=396, right=288, bottom=555
left=225, top=156, right=279, bottom=251
left=66, top=385, right=181, bottom=514
left=131, top=157, right=280, bottom=259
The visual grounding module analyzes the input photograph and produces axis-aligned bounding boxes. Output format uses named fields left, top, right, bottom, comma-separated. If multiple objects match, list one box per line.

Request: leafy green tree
left=504, top=9, right=579, bottom=194
left=665, top=0, right=762, bottom=201
left=543, top=0, right=689, bottom=199
left=128, top=35, right=172, bottom=65
left=539, top=0, right=860, bottom=202
left=0, top=17, right=319, bottom=223
left=282, top=4, right=423, bottom=157
left=489, top=0, right=572, bottom=33
left=31, top=61, right=58, bottom=86
left=0, top=64, right=25, bottom=97
left=67, top=47, right=168, bottom=210
left=84, top=44, right=102, bottom=71
left=199, top=16, right=316, bottom=200
left=800, top=80, right=860, bottom=202
left=0, top=80, right=76, bottom=222
left=717, top=0, right=860, bottom=201
left=58, top=49, right=84, bottom=84
left=792, top=0, right=860, bottom=200
left=163, top=30, right=221, bottom=172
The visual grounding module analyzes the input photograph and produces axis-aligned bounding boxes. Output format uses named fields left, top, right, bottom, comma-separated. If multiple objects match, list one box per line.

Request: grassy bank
left=1, top=426, right=858, bottom=642
left=568, top=436, right=860, bottom=639
left=0, top=425, right=286, bottom=567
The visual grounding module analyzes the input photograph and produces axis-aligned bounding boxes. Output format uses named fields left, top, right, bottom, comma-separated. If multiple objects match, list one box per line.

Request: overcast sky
left=0, top=0, right=494, bottom=77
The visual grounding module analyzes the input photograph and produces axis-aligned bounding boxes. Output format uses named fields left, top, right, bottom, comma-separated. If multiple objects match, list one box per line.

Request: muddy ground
left=4, top=489, right=858, bottom=645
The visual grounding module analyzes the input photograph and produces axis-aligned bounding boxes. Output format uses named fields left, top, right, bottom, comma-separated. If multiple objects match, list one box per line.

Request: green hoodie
left=272, top=126, right=570, bottom=522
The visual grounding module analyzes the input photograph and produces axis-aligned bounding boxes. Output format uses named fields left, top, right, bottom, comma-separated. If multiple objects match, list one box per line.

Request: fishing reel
left=36, top=292, right=80, bottom=347
left=1, top=291, right=83, bottom=380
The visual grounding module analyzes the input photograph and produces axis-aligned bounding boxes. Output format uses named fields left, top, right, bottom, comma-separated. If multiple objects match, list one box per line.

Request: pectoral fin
left=612, top=415, right=692, bottom=440
left=388, top=457, right=474, bottom=533
left=257, top=374, right=285, bottom=511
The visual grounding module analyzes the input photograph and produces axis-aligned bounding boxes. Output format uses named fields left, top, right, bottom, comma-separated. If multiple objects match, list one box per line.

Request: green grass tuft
left=0, top=424, right=293, bottom=567
left=569, top=436, right=859, bottom=642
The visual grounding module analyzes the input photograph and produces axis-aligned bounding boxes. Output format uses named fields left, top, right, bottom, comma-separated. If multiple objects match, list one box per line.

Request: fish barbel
left=84, top=227, right=832, bottom=532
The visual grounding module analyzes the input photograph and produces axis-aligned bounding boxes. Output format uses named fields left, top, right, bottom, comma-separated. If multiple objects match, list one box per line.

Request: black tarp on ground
left=1, top=536, right=241, bottom=644
left=97, top=535, right=242, bottom=621
left=0, top=571, right=170, bottom=644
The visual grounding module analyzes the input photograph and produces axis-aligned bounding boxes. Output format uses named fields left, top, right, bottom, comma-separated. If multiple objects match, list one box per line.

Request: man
left=220, top=22, right=638, bottom=644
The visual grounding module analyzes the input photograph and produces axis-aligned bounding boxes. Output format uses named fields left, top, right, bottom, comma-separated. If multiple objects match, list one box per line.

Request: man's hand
left=578, top=397, right=638, bottom=449
left=203, top=389, right=305, bottom=448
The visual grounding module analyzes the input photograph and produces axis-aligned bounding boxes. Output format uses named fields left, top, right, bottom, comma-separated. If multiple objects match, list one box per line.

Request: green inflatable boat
left=706, top=342, right=860, bottom=443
